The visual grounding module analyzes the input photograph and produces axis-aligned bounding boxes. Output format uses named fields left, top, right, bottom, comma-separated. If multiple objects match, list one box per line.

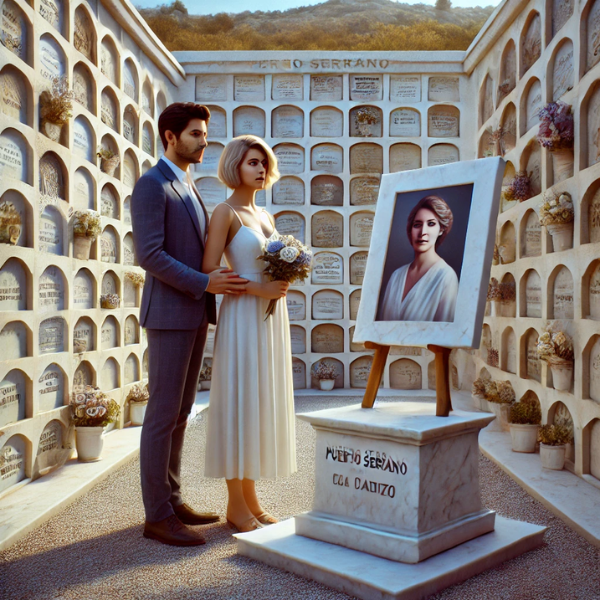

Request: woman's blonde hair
left=217, top=135, right=280, bottom=189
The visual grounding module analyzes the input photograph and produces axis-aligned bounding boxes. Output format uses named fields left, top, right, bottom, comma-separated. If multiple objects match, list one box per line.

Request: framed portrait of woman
left=354, top=157, right=505, bottom=349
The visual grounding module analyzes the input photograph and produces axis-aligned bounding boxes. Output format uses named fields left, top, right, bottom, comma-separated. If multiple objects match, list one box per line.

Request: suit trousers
left=141, top=323, right=208, bottom=523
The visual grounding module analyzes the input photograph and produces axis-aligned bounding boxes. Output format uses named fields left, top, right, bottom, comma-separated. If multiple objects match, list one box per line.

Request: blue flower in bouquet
left=296, top=251, right=312, bottom=266
left=267, top=240, right=285, bottom=253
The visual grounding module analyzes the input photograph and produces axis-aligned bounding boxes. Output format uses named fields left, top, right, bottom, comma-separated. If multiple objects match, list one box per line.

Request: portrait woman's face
left=410, top=207, right=442, bottom=254
left=239, top=148, right=268, bottom=190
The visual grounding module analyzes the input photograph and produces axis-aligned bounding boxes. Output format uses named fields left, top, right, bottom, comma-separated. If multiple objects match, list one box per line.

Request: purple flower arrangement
left=537, top=101, right=574, bottom=152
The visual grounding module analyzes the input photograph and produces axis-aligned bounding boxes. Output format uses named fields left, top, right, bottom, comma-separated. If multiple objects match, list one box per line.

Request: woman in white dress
left=202, top=136, right=296, bottom=533
left=380, top=195, right=459, bottom=322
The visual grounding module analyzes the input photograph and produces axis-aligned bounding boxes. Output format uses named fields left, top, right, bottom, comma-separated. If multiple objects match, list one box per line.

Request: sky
left=134, top=0, right=503, bottom=14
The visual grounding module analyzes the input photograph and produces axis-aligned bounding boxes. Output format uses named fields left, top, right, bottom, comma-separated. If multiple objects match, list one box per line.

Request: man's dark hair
left=158, top=102, right=210, bottom=150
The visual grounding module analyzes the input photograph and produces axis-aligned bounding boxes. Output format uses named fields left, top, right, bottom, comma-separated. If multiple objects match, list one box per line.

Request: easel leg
left=361, top=342, right=390, bottom=409
left=428, top=344, right=453, bottom=417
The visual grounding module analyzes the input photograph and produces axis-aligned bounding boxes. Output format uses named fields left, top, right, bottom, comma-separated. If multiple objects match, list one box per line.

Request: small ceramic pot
left=75, top=426, right=104, bottom=462
left=319, top=379, right=335, bottom=391
left=73, top=235, right=92, bottom=260
left=509, top=423, right=539, bottom=453
left=551, top=148, right=574, bottom=183
left=540, top=443, right=566, bottom=470
left=549, top=359, right=573, bottom=392
left=130, top=401, right=148, bottom=426
left=546, top=222, right=573, bottom=252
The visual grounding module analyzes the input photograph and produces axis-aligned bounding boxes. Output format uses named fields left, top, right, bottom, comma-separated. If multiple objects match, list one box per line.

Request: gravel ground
left=1, top=396, right=599, bottom=600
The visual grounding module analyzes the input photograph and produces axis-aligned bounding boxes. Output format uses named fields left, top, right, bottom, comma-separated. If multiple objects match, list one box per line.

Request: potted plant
left=125, top=271, right=145, bottom=288
left=70, top=385, right=120, bottom=461
left=313, top=361, right=337, bottom=391
left=509, top=401, right=542, bottom=453
left=537, top=101, right=574, bottom=182
left=71, top=210, right=101, bottom=260
left=536, top=327, right=574, bottom=391
left=198, top=365, right=212, bottom=390
left=0, top=200, right=22, bottom=245
left=126, top=384, right=149, bottom=426
left=487, top=277, right=501, bottom=316
left=504, top=171, right=533, bottom=203
left=97, top=146, right=120, bottom=177
left=538, top=423, right=573, bottom=470
left=539, top=191, right=574, bottom=252
left=472, top=377, right=515, bottom=431
left=101, top=293, right=120, bottom=309
left=39, top=76, right=74, bottom=142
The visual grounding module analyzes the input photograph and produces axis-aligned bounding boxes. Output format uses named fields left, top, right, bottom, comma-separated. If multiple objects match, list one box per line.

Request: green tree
left=436, top=0, right=452, bottom=11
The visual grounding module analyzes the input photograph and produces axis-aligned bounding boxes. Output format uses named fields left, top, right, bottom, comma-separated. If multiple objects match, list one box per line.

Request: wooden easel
left=361, top=342, right=453, bottom=417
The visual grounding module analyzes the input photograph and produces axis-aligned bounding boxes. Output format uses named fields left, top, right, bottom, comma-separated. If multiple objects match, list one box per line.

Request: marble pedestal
left=295, top=402, right=496, bottom=563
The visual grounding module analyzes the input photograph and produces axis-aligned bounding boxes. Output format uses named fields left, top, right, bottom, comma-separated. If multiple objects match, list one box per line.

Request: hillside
left=138, top=0, right=495, bottom=52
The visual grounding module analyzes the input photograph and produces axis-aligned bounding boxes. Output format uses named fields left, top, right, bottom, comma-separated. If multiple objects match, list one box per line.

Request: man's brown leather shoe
left=173, top=503, right=220, bottom=525
left=143, top=514, right=206, bottom=546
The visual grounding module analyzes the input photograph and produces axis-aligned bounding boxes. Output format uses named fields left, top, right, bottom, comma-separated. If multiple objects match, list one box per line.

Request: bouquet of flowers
left=536, top=326, right=574, bottom=364
left=70, top=386, right=120, bottom=427
left=539, top=191, right=574, bottom=226
left=504, top=171, right=533, bottom=202
left=312, top=361, right=337, bottom=381
left=487, top=278, right=502, bottom=301
left=537, top=101, right=574, bottom=152
left=258, top=234, right=313, bottom=319
left=72, top=210, right=101, bottom=239
left=126, top=384, right=149, bottom=405
left=125, top=271, right=145, bottom=287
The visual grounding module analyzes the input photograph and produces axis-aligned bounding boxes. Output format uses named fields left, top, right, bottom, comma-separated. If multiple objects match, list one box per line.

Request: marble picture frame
left=354, top=157, right=504, bottom=348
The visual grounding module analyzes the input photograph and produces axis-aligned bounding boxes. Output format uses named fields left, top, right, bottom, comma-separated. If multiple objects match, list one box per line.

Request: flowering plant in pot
left=198, top=365, right=212, bottom=390
left=71, top=210, right=101, bottom=260
left=538, top=423, right=573, bottom=470
left=487, top=277, right=502, bottom=316
left=126, top=384, right=149, bottom=426
left=504, top=171, right=533, bottom=203
left=0, top=200, right=22, bottom=245
left=70, top=386, right=120, bottom=461
left=539, top=191, right=574, bottom=252
left=101, top=293, right=120, bottom=309
left=97, top=146, right=120, bottom=177
left=313, top=361, right=337, bottom=391
left=472, top=377, right=515, bottom=431
left=536, top=326, right=574, bottom=391
left=509, top=401, right=542, bottom=453
left=39, top=76, right=74, bottom=142
left=537, top=101, right=574, bottom=182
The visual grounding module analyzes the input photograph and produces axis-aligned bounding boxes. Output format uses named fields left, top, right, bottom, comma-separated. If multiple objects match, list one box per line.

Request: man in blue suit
left=131, top=103, right=247, bottom=546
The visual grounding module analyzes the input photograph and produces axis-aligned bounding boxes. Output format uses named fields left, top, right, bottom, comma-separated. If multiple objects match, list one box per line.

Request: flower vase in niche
left=39, top=77, right=73, bottom=142
left=97, top=147, right=120, bottom=178
left=0, top=200, right=21, bottom=245
left=126, top=384, right=148, bottom=426
left=536, top=328, right=574, bottom=391
left=539, top=191, right=574, bottom=252
left=313, top=361, right=337, bottom=391
left=537, top=101, right=574, bottom=183
left=71, top=210, right=101, bottom=260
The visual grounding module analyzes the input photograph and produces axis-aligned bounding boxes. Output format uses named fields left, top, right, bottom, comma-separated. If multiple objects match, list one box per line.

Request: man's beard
left=175, top=140, right=205, bottom=164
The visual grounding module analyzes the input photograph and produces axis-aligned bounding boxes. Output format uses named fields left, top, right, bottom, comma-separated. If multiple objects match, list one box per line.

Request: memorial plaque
left=36, top=420, right=63, bottom=473
left=312, top=211, right=343, bottom=247
left=389, top=143, right=421, bottom=173
left=101, top=90, right=117, bottom=130
left=39, top=35, right=64, bottom=81
left=350, top=106, right=382, bottom=138
left=310, top=75, right=342, bottom=101
left=587, top=0, right=600, bottom=71
left=350, top=143, right=383, bottom=174
left=287, top=290, right=306, bottom=321
left=73, top=362, right=93, bottom=390
left=39, top=154, right=64, bottom=201
left=197, top=143, right=223, bottom=173
left=206, top=106, right=226, bottom=138
left=73, top=65, right=93, bottom=111
left=125, top=315, right=138, bottom=345
left=100, top=227, right=118, bottom=263
left=39, top=266, right=64, bottom=312
left=312, top=324, right=343, bottom=354
left=142, top=124, right=153, bottom=156
left=525, top=270, right=542, bottom=317
left=350, top=356, right=373, bottom=389
left=590, top=338, right=600, bottom=401
left=553, top=0, right=573, bottom=37
left=350, top=211, right=374, bottom=247
left=588, top=87, right=600, bottom=167
left=73, top=117, right=94, bottom=161
left=428, top=77, right=459, bottom=102
left=589, top=264, right=600, bottom=319
left=312, top=289, right=343, bottom=320
left=311, top=107, right=343, bottom=137
left=0, top=321, right=27, bottom=360
left=125, top=354, right=139, bottom=384
left=480, top=75, right=494, bottom=125
left=142, top=82, right=153, bottom=116
left=429, top=144, right=459, bottom=166
left=74, top=7, right=93, bottom=61
left=350, top=74, right=382, bottom=101
left=0, top=130, right=27, bottom=182
left=101, top=185, right=119, bottom=219
left=255, top=189, right=266, bottom=207
left=428, top=106, right=459, bottom=137
left=0, top=435, right=26, bottom=493
left=349, top=326, right=365, bottom=352
left=274, top=212, right=305, bottom=243
left=123, top=108, right=136, bottom=144
left=349, top=289, right=361, bottom=320
left=505, top=329, right=517, bottom=374
left=553, top=40, right=574, bottom=100
left=274, top=144, right=304, bottom=175
left=272, top=106, right=304, bottom=138
left=38, top=364, right=64, bottom=412
left=292, top=357, right=306, bottom=389
left=123, top=277, right=136, bottom=308
left=312, top=252, right=343, bottom=285
left=123, top=197, right=131, bottom=226
left=73, top=269, right=93, bottom=309
left=390, top=346, right=422, bottom=356
left=499, top=41, right=516, bottom=100
left=525, top=79, right=543, bottom=132
left=101, top=358, right=119, bottom=390
left=100, top=38, right=117, bottom=84
left=73, top=317, right=94, bottom=353
left=39, top=0, right=62, bottom=31
left=525, top=143, right=541, bottom=195
left=390, top=76, right=421, bottom=103
left=311, top=175, right=342, bottom=206
left=0, top=371, right=26, bottom=427
left=390, top=108, right=420, bottom=137
left=272, top=74, right=303, bottom=100
left=521, top=211, right=542, bottom=257
left=196, top=75, right=227, bottom=102
left=526, top=330, right=541, bottom=382
left=233, top=106, right=265, bottom=137
left=123, top=152, right=137, bottom=187
left=0, top=258, right=26, bottom=310
left=1, top=0, right=27, bottom=62
left=501, top=103, right=517, bottom=151
left=521, top=14, right=541, bottom=75
left=350, top=176, right=379, bottom=206
left=39, top=317, right=65, bottom=354
left=101, top=315, right=118, bottom=349
left=123, top=234, right=136, bottom=266
left=234, top=76, right=264, bottom=102
left=196, top=177, right=226, bottom=208
left=290, top=325, right=306, bottom=354
left=390, top=359, right=422, bottom=390
left=311, top=144, right=343, bottom=174
left=124, top=60, right=138, bottom=101
left=1, top=68, right=27, bottom=123
left=553, top=266, right=574, bottom=318
left=273, top=177, right=305, bottom=205
left=350, top=251, right=368, bottom=285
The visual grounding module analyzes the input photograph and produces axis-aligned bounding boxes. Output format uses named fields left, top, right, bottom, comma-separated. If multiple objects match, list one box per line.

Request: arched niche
left=500, top=103, right=517, bottom=153
left=349, top=106, right=382, bottom=138
left=233, top=106, right=265, bottom=138
left=0, top=0, right=31, bottom=65
left=501, top=327, right=517, bottom=373
left=73, top=360, right=94, bottom=390
left=143, top=349, right=149, bottom=379
left=0, top=65, right=31, bottom=125
left=100, top=87, right=119, bottom=132
left=520, top=12, right=541, bottom=77
left=290, top=324, right=306, bottom=354
left=100, top=36, right=119, bottom=85
left=39, top=316, right=66, bottom=354
left=580, top=179, right=600, bottom=243
left=498, top=221, right=516, bottom=264
left=350, top=251, right=368, bottom=285
left=1, top=189, right=32, bottom=247
left=292, top=357, right=306, bottom=389
left=428, top=143, right=459, bottom=166
left=311, top=143, right=343, bottom=174
left=310, top=106, right=343, bottom=137
left=73, top=316, right=95, bottom=353
left=100, top=225, right=119, bottom=263
left=195, top=177, right=226, bottom=209
left=156, top=90, right=167, bottom=115
left=0, top=321, right=29, bottom=359
left=286, top=290, right=306, bottom=321
left=0, top=434, right=28, bottom=493
left=122, top=105, right=138, bottom=146
left=0, top=369, right=27, bottom=426
left=310, top=357, right=344, bottom=389
left=272, top=105, right=304, bottom=138
left=478, top=129, right=493, bottom=158
left=273, top=143, right=304, bottom=175
left=479, top=74, right=494, bottom=128
left=204, top=105, right=226, bottom=138
left=520, top=327, right=542, bottom=381
left=312, top=251, right=343, bottom=285
left=311, top=210, right=342, bottom=247
left=122, top=149, right=138, bottom=188
left=520, top=209, right=542, bottom=258
left=584, top=0, right=600, bottom=73
left=124, top=315, right=139, bottom=346
left=123, top=57, right=139, bottom=102
left=72, top=166, right=95, bottom=212
left=498, top=39, right=517, bottom=102
left=583, top=82, right=600, bottom=170
left=274, top=211, right=305, bottom=244
left=390, top=358, right=422, bottom=390
left=73, top=268, right=95, bottom=309
left=552, top=0, right=574, bottom=38
left=100, top=183, right=119, bottom=219
left=350, top=355, right=374, bottom=389
left=552, top=39, right=574, bottom=100
left=350, top=143, right=383, bottom=174
left=39, top=33, right=65, bottom=81
left=481, top=323, right=492, bottom=364
left=549, top=401, right=575, bottom=462
left=550, top=265, right=574, bottom=319
left=272, top=176, right=304, bottom=206
left=389, top=143, right=421, bottom=173
left=521, top=77, right=543, bottom=136
left=390, top=107, right=420, bottom=137
left=39, top=0, right=64, bottom=32
left=427, top=105, right=459, bottom=138
left=123, top=233, right=137, bottom=266
left=142, top=160, right=151, bottom=175
left=583, top=335, right=600, bottom=400
left=350, top=176, right=379, bottom=205
left=141, top=122, right=154, bottom=157
left=101, top=270, right=120, bottom=296
left=141, top=79, right=154, bottom=117
left=123, top=196, right=131, bottom=226
left=583, top=418, right=600, bottom=481
left=520, top=141, right=541, bottom=196
left=197, top=142, right=223, bottom=173
left=73, top=5, right=96, bottom=63
left=0, top=127, right=30, bottom=184
left=123, top=273, right=138, bottom=308
left=0, top=257, right=28, bottom=310
left=124, top=353, right=140, bottom=384
left=582, top=259, right=600, bottom=319
left=350, top=211, right=374, bottom=247
left=39, top=152, right=66, bottom=205
left=101, top=357, right=120, bottom=391
left=38, top=363, right=66, bottom=412
left=312, top=289, right=344, bottom=320
left=501, top=160, right=516, bottom=212
left=73, top=116, right=95, bottom=163
left=520, top=268, right=542, bottom=317
left=38, top=266, right=65, bottom=313
left=349, top=289, right=361, bottom=320
left=101, top=314, right=119, bottom=350
left=500, top=273, right=517, bottom=318
left=34, top=419, right=66, bottom=475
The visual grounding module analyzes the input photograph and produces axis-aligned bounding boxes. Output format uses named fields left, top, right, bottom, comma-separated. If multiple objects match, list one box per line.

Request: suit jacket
left=131, top=159, right=217, bottom=330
